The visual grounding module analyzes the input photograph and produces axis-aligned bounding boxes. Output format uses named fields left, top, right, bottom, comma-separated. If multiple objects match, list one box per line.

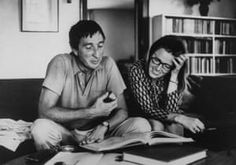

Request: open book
left=79, top=131, right=193, bottom=152
left=44, top=152, right=103, bottom=165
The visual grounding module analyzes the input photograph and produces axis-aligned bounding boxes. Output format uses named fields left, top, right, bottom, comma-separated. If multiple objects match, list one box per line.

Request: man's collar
left=71, top=53, right=80, bottom=75
left=70, top=53, right=103, bottom=75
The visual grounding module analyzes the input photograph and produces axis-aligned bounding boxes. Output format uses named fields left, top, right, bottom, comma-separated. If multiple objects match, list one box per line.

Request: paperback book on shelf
left=122, top=144, right=207, bottom=165
left=78, top=131, right=193, bottom=152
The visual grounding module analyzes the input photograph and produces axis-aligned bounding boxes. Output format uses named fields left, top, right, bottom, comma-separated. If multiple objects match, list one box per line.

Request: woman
left=128, top=35, right=205, bottom=135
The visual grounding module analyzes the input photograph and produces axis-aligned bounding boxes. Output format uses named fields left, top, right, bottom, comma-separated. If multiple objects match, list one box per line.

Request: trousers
left=31, top=117, right=151, bottom=150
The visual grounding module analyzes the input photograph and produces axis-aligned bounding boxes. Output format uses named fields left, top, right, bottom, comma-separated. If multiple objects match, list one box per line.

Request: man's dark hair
left=69, top=20, right=105, bottom=49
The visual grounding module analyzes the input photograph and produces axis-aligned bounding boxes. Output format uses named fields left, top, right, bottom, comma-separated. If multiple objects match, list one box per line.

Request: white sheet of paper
left=44, top=152, right=103, bottom=165
left=0, top=136, right=21, bottom=151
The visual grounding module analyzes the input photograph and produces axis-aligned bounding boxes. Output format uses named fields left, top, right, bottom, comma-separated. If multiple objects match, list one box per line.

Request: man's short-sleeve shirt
left=43, top=53, right=126, bottom=109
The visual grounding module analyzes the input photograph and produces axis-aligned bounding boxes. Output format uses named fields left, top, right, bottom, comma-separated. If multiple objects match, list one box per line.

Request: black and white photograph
left=0, top=0, right=236, bottom=164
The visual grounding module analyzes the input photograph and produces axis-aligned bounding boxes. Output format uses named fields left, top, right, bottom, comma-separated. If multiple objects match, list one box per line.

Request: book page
left=80, top=131, right=193, bottom=151
left=44, top=152, right=103, bottom=165
left=148, top=131, right=194, bottom=146
left=150, top=131, right=184, bottom=138
left=81, top=133, right=149, bottom=151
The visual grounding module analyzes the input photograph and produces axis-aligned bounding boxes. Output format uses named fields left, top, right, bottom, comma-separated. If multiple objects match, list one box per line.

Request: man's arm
left=38, top=87, right=117, bottom=123
left=80, top=92, right=128, bottom=144
left=105, top=93, right=128, bottom=131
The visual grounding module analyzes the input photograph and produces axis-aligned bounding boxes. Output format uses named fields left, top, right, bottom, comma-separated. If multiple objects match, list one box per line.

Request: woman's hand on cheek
left=171, top=54, right=187, bottom=76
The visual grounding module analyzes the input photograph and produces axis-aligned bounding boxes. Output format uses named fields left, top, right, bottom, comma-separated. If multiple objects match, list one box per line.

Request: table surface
left=4, top=147, right=236, bottom=165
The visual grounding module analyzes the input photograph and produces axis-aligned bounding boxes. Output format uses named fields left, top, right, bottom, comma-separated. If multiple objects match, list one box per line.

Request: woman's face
left=148, top=48, right=174, bottom=79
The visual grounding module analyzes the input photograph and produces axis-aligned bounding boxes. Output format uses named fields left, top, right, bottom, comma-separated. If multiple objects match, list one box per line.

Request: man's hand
left=91, top=92, right=117, bottom=117
left=174, top=114, right=205, bottom=134
left=80, top=125, right=107, bottom=145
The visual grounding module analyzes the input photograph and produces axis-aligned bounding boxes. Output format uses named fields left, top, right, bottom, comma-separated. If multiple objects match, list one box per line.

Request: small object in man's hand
left=103, top=91, right=116, bottom=103
left=104, top=97, right=114, bottom=103
left=54, top=161, right=66, bottom=165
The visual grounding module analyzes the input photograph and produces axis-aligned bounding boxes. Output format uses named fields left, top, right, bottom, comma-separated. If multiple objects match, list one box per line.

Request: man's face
left=74, top=32, right=105, bottom=70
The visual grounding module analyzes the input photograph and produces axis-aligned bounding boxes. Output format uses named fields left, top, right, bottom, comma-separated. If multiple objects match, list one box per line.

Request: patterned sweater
left=128, top=59, right=183, bottom=121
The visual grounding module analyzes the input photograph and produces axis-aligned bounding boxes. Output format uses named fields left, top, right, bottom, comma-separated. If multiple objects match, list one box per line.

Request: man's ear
left=72, top=48, right=78, bottom=56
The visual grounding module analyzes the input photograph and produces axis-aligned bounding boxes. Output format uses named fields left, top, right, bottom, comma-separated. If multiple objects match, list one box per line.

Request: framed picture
left=21, top=0, right=59, bottom=32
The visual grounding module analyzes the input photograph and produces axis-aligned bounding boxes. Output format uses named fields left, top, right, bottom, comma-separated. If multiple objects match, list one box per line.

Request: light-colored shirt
left=42, top=53, right=126, bottom=129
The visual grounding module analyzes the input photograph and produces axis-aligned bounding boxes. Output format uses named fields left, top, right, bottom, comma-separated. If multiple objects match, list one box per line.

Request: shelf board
left=187, top=54, right=213, bottom=57
left=166, top=32, right=214, bottom=38
left=191, top=73, right=236, bottom=76
left=166, top=33, right=236, bottom=38
left=215, top=54, right=236, bottom=57
left=162, top=14, right=236, bottom=21
left=215, top=35, right=236, bottom=38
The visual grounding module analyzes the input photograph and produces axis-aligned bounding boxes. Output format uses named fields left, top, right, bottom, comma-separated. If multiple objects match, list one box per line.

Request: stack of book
left=78, top=131, right=194, bottom=152
left=122, top=144, right=207, bottom=165
left=76, top=131, right=207, bottom=165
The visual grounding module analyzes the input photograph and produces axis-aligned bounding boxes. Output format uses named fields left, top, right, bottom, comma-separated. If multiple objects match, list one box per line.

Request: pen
left=206, top=127, right=217, bottom=131
left=73, top=160, right=80, bottom=165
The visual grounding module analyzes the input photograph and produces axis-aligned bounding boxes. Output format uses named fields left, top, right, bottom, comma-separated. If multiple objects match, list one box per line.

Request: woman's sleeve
left=165, top=90, right=184, bottom=113
left=128, top=66, right=169, bottom=120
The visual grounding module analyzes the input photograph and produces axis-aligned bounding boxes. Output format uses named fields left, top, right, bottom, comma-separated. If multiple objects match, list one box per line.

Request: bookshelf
left=152, top=14, right=236, bottom=76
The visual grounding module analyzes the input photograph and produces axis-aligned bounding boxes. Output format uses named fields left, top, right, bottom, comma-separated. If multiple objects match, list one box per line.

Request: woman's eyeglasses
left=150, top=57, right=172, bottom=71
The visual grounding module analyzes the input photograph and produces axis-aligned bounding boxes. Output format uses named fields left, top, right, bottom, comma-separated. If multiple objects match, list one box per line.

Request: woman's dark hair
left=146, top=35, right=188, bottom=91
left=69, top=20, right=105, bottom=50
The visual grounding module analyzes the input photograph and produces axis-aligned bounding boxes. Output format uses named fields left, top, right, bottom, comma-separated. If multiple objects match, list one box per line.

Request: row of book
left=215, top=21, right=236, bottom=35
left=166, top=18, right=214, bottom=34
left=165, top=18, right=236, bottom=35
left=215, top=39, right=236, bottom=54
left=182, top=38, right=236, bottom=54
left=189, top=57, right=213, bottom=74
left=184, top=38, right=212, bottom=53
left=215, top=58, right=236, bottom=73
left=189, top=57, right=236, bottom=74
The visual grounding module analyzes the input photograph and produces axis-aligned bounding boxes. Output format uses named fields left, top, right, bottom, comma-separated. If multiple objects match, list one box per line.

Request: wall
left=149, top=0, right=236, bottom=18
left=0, top=0, right=80, bottom=79
left=1, top=0, right=236, bottom=78
left=89, top=9, right=135, bottom=61
left=149, top=0, right=236, bottom=47
left=87, top=0, right=134, bottom=9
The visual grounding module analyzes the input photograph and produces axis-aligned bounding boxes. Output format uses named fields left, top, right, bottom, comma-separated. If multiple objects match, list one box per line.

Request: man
left=31, top=20, right=151, bottom=150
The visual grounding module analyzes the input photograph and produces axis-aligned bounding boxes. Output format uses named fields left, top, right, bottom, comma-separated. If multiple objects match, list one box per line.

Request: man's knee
left=31, top=119, right=54, bottom=138
left=31, top=118, right=62, bottom=150
left=149, top=119, right=165, bottom=131
left=166, top=123, right=184, bottom=136
left=127, top=117, right=151, bottom=132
